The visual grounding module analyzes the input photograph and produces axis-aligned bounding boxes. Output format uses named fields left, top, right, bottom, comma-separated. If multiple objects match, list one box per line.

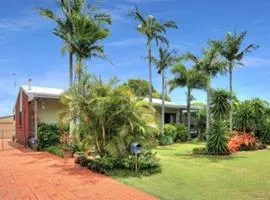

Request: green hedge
left=37, top=123, right=60, bottom=150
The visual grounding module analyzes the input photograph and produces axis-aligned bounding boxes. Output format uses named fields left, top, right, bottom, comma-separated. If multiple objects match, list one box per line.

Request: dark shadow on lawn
left=173, top=153, right=247, bottom=163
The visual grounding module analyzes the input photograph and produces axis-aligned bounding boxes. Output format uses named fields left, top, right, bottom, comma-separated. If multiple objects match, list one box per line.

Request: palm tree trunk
left=229, top=63, right=233, bottom=133
left=69, top=52, right=73, bottom=87
left=187, top=87, right=191, bottom=140
left=148, top=42, right=153, bottom=104
left=161, top=70, right=165, bottom=136
left=206, top=78, right=211, bottom=137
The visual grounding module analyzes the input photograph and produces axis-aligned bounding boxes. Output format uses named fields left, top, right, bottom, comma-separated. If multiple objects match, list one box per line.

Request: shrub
left=159, top=135, right=174, bottom=146
left=192, top=147, right=207, bottom=155
left=260, top=121, right=270, bottom=144
left=83, top=151, right=161, bottom=176
left=228, top=133, right=257, bottom=152
left=47, top=145, right=64, bottom=157
left=175, top=123, right=188, bottom=142
left=206, top=120, right=229, bottom=155
left=37, top=123, right=60, bottom=150
left=164, top=124, right=177, bottom=141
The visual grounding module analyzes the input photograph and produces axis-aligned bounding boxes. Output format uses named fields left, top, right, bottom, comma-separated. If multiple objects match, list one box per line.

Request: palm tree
left=169, top=62, right=207, bottom=139
left=69, top=14, right=111, bottom=81
left=38, top=0, right=111, bottom=86
left=210, top=89, right=232, bottom=121
left=152, top=48, right=177, bottom=135
left=211, top=31, right=258, bottom=132
left=187, top=44, right=227, bottom=135
left=130, top=7, right=177, bottom=103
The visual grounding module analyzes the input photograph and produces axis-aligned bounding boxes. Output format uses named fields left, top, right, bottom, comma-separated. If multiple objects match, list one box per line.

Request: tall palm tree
left=187, top=44, right=227, bottom=135
left=152, top=48, right=177, bottom=135
left=69, top=14, right=110, bottom=81
left=130, top=7, right=177, bottom=103
left=169, top=62, right=207, bottom=139
left=38, top=0, right=111, bottom=86
left=211, top=31, right=258, bottom=132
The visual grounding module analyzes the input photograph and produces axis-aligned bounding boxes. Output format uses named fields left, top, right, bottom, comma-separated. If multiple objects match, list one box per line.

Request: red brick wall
left=15, top=90, right=30, bottom=145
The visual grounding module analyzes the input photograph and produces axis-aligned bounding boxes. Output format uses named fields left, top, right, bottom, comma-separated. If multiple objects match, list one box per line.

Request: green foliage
left=159, top=135, right=174, bottom=146
left=234, top=100, right=256, bottom=132
left=164, top=124, right=177, bottom=140
left=260, top=121, right=270, bottom=144
left=85, top=151, right=161, bottom=176
left=37, top=123, right=60, bottom=150
left=175, top=123, right=188, bottom=142
left=210, top=89, right=232, bottom=120
left=192, top=147, right=207, bottom=155
left=206, top=120, right=229, bottom=155
left=60, top=73, right=159, bottom=157
left=47, top=145, right=64, bottom=157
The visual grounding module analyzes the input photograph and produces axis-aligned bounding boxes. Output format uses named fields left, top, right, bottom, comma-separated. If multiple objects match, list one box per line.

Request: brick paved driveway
left=0, top=140, right=156, bottom=200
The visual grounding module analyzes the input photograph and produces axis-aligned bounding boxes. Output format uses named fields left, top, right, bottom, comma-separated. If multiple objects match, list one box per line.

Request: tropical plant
left=210, top=89, right=232, bottom=121
left=233, top=100, right=256, bottom=132
left=37, top=123, right=60, bottom=150
left=130, top=7, right=177, bottom=103
left=211, top=31, right=258, bottom=132
left=169, top=61, right=207, bottom=139
left=152, top=48, right=177, bottom=135
left=175, top=123, right=188, bottom=142
left=38, top=0, right=111, bottom=84
left=60, top=73, right=159, bottom=157
left=228, top=133, right=257, bottom=153
left=261, top=120, right=270, bottom=144
left=187, top=44, right=227, bottom=134
left=206, top=120, right=229, bottom=155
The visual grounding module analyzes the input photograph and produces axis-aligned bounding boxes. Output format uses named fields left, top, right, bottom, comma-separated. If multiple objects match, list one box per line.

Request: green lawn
left=117, top=143, right=270, bottom=200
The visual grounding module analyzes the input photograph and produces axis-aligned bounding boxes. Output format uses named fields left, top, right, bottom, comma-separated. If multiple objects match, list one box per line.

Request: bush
left=47, top=145, right=64, bottom=157
left=260, top=121, right=270, bottom=144
left=206, top=120, right=229, bottom=155
left=159, top=135, right=174, bottom=146
left=82, top=151, right=161, bottom=176
left=192, top=147, right=207, bottom=155
left=164, top=124, right=177, bottom=141
left=175, top=123, right=188, bottom=142
left=228, top=133, right=257, bottom=152
left=37, top=123, right=60, bottom=150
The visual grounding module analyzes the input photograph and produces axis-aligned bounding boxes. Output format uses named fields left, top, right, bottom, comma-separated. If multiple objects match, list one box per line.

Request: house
left=145, top=98, right=199, bottom=133
left=15, top=80, right=64, bottom=145
left=0, top=115, right=15, bottom=138
left=14, top=80, right=198, bottom=145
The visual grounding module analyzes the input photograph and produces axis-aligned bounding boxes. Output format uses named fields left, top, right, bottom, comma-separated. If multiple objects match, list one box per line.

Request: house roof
left=144, top=98, right=199, bottom=110
left=21, top=85, right=65, bottom=100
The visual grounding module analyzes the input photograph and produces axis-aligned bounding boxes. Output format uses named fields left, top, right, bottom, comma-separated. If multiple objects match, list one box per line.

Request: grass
left=116, top=143, right=270, bottom=200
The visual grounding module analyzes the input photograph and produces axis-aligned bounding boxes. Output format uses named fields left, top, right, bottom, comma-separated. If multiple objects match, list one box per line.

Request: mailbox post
left=130, top=143, right=142, bottom=172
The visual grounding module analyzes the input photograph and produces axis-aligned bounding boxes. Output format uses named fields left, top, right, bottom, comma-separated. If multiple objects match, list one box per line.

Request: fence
left=0, top=129, right=15, bottom=151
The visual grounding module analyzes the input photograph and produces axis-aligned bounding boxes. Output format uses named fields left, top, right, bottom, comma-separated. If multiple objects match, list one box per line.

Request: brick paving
left=0, top=140, right=156, bottom=200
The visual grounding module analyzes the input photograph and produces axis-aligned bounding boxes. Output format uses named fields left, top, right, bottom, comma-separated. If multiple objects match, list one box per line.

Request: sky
left=0, top=0, right=270, bottom=116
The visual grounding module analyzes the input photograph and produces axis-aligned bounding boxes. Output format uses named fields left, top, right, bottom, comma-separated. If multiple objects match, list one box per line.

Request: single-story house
left=14, top=81, right=198, bottom=145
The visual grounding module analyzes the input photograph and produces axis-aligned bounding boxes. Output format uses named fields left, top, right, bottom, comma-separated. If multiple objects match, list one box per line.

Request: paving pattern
left=0, top=140, right=156, bottom=200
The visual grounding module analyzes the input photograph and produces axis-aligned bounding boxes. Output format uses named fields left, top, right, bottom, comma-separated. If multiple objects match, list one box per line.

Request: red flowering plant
left=228, top=132, right=256, bottom=153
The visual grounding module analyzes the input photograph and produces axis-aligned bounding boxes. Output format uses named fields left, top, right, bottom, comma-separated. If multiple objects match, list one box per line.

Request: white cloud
left=106, top=38, right=145, bottom=47
left=243, top=56, right=270, bottom=67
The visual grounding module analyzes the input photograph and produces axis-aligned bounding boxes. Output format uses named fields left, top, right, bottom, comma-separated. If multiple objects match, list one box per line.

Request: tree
left=60, top=73, right=159, bottom=156
left=130, top=7, right=177, bottom=104
left=187, top=44, right=227, bottom=135
left=210, top=89, right=232, bottom=121
left=169, top=62, right=207, bottom=139
left=69, top=14, right=111, bottom=81
left=211, top=31, right=258, bottom=132
left=152, top=48, right=177, bottom=135
left=38, top=0, right=111, bottom=85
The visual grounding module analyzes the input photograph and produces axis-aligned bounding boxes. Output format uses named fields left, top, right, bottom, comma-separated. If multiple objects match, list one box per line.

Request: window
left=165, top=113, right=176, bottom=124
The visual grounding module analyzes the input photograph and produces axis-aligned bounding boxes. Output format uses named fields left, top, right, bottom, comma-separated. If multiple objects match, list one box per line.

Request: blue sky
left=1, top=0, right=270, bottom=116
